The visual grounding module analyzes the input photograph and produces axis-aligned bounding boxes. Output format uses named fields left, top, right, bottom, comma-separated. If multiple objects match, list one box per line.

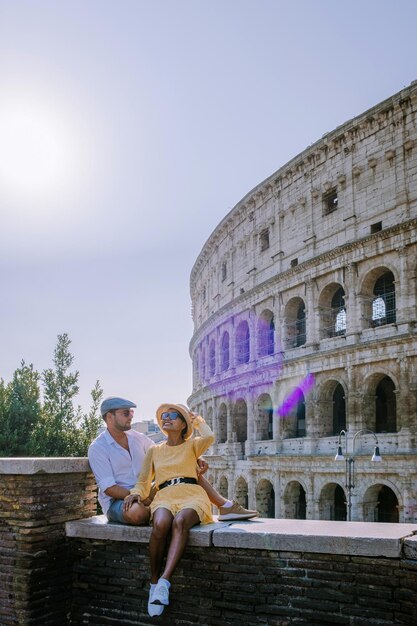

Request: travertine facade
left=188, top=81, right=417, bottom=523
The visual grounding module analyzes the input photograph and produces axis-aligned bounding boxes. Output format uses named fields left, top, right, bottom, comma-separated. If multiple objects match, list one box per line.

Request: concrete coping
left=0, top=457, right=90, bottom=474
left=403, top=533, right=417, bottom=560
left=65, top=515, right=417, bottom=558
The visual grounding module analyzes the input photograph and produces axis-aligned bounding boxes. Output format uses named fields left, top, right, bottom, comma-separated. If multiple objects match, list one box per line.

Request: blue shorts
left=107, top=499, right=126, bottom=523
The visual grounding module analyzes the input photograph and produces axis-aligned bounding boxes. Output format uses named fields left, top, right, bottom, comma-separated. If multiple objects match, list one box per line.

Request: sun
left=0, top=98, right=77, bottom=206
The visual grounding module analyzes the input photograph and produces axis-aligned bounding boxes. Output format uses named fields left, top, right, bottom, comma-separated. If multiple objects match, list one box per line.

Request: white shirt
left=88, top=428, right=154, bottom=514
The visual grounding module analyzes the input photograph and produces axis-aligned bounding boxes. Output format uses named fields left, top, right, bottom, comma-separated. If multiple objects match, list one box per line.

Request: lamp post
left=334, top=429, right=382, bottom=521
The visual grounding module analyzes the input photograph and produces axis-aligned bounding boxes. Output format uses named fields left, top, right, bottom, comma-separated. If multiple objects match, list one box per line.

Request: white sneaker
left=151, top=577, right=170, bottom=606
left=148, top=585, right=164, bottom=616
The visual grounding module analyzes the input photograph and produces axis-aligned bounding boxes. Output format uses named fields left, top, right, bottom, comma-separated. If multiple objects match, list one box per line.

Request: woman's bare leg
left=123, top=502, right=150, bottom=525
left=198, top=475, right=227, bottom=507
left=149, top=508, right=173, bottom=583
left=160, top=508, right=200, bottom=582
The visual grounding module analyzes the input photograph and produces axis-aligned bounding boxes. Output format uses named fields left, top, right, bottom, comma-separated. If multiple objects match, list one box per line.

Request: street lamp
left=334, top=429, right=382, bottom=521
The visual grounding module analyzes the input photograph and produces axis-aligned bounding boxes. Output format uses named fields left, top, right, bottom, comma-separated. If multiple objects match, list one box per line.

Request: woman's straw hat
left=156, top=403, right=193, bottom=440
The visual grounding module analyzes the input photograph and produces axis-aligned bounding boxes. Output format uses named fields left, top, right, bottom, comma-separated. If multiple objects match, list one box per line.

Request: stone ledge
left=0, top=457, right=90, bottom=474
left=65, top=514, right=220, bottom=546
left=65, top=515, right=417, bottom=557
left=404, top=534, right=417, bottom=559
left=211, top=518, right=417, bottom=557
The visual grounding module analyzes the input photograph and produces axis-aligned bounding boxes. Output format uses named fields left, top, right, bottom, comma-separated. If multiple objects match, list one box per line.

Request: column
left=397, top=356, right=409, bottom=431
left=248, top=473, right=256, bottom=511
left=274, top=471, right=282, bottom=518
left=272, top=380, right=282, bottom=441
left=346, top=365, right=362, bottom=432
left=396, top=245, right=413, bottom=322
left=249, top=306, right=257, bottom=363
left=305, top=276, right=319, bottom=346
left=245, top=394, right=256, bottom=456
left=344, top=262, right=361, bottom=337
left=362, top=393, right=376, bottom=431
left=226, top=400, right=233, bottom=443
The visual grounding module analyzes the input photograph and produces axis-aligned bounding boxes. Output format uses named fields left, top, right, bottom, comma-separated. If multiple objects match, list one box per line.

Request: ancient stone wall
left=188, top=80, right=417, bottom=524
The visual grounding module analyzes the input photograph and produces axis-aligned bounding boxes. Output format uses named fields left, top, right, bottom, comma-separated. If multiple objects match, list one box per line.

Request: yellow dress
left=130, top=417, right=215, bottom=524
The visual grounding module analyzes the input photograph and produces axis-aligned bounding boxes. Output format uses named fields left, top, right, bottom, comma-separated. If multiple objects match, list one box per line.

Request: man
left=88, top=396, right=259, bottom=525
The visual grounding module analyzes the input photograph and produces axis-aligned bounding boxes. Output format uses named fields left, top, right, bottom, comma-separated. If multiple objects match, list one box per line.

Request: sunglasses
left=161, top=411, right=183, bottom=421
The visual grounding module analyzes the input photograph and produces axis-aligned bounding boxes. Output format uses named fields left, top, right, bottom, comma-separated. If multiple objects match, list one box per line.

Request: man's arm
left=105, top=484, right=131, bottom=500
left=88, top=441, right=123, bottom=499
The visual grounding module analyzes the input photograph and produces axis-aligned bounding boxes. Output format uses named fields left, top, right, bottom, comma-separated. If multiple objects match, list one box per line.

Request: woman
left=123, top=403, right=214, bottom=616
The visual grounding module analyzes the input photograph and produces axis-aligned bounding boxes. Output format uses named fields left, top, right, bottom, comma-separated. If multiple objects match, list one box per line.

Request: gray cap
left=100, top=396, right=137, bottom=417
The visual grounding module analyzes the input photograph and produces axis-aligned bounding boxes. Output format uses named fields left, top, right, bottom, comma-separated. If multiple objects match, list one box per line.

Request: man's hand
left=197, top=458, right=209, bottom=476
left=123, top=493, right=140, bottom=512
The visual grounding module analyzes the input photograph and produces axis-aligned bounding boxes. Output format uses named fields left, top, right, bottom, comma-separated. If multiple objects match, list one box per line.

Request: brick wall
left=66, top=516, right=417, bottom=626
left=0, top=459, right=95, bottom=626
left=1, top=460, right=417, bottom=626
left=69, top=537, right=417, bottom=626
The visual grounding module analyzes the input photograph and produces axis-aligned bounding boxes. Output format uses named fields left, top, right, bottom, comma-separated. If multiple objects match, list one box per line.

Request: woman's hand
left=142, top=484, right=157, bottom=506
left=190, top=412, right=203, bottom=427
left=197, top=458, right=209, bottom=476
left=123, top=493, right=141, bottom=511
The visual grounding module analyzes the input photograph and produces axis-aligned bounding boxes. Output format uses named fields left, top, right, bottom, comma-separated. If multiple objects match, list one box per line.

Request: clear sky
left=1, top=0, right=416, bottom=421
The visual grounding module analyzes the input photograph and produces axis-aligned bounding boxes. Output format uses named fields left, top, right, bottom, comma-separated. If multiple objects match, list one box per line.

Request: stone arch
left=283, top=481, right=307, bottom=519
left=318, top=282, right=346, bottom=339
left=220, top=331, right=230, bottom=372
left=360, top=266, right=397, bottom=328
left=235, top=476, right=248, bottom=509
left=332, top=383, right=346, bottom=435
left=206, top=406, right=213, bottom=430
left=235, top=320, right=250, bottom=365
left=200, top=345, right=206, bottom=382
left=376, top=377, right=397, bottom=433
left=256, top=393, right=273, bottom=440
left=281, top=388, right=305, bottom=439
left=319, top=482, right=347, bottom=520
left=257, top=309, right=275, bottom=357
left=232, top=398, right=247, bottom=442
left=218, top=475, right=228, bottom=500
left=217, top=402, right=227, bottom=443
left=284, top=297, right=306, bottom=349
left=256, top=479, right=275, bottom=518
left=315, top=378, right=347, bottom=437
left=362, top=372, right=397, bottom=433
left=363, top=483, right=400, bottom=523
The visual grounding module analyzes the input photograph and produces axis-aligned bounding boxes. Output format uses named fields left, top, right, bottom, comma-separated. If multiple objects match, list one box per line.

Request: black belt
left=158, top=477, right=198, bottom=490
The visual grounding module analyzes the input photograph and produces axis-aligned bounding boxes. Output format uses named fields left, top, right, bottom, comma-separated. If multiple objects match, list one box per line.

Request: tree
left=0, top=334, right=103, bottom=457
left=32, top=333, right=82, bottom=455
left=0, top=362, right=42, bottom=456
left=76, top=380, right=104, bottom=454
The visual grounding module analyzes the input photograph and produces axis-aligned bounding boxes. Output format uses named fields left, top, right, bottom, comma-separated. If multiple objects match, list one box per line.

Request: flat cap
left=100, top=396, right=136, bottom=417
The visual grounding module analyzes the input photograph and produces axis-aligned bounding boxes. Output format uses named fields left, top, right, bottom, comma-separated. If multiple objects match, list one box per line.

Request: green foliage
left=78, top=380, right=104, bottom=451
left=0, top=362, right=42, bottom=455
left=0, top=334, right=103, bottom=457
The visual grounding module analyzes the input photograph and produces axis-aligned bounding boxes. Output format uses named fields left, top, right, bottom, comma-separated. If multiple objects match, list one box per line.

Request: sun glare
left=0, top=99, right=77, bottom=206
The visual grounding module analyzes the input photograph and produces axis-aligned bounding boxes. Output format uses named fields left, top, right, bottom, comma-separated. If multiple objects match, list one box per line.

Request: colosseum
left=188, top=80, right=417, bottom=523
